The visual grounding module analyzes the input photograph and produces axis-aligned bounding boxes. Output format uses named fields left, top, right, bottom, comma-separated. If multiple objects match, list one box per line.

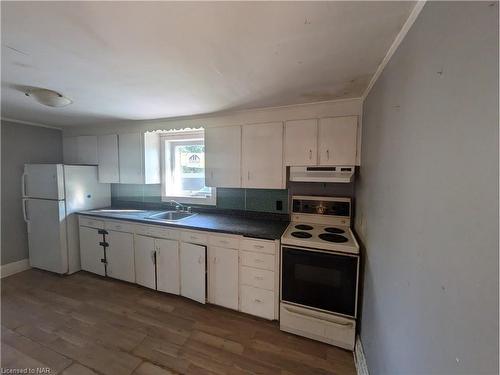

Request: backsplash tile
left=216, top=188, right=245, bottom=210
left=245, top=188, right=288, bottom=213
left=143, top=184, right=162, bottom=203
left=111, top=184, right=289, bottom=214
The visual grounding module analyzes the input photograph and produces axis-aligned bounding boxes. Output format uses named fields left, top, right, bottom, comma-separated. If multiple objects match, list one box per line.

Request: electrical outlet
left=276, top=200, right=283, bottom=211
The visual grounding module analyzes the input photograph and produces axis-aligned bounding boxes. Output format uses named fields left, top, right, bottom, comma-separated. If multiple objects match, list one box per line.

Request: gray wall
left=355, top=2, right=498, bottom=375
left=1, top=120, right=63, bottom=265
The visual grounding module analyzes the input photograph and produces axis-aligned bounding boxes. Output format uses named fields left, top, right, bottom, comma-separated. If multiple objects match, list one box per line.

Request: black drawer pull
left=100, top=258, right=107, bottom=264
left=99, top=241, right=109, bottom=247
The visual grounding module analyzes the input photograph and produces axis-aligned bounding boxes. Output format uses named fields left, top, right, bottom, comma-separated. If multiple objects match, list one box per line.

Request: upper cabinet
left=118, top=132, right=160, bottom=184
left=97, top=134, right=119, bottom=183
left=205, top=125, right=241, bottom=188
left=63, top=136, right=98, bottom=165
left=242, top=122, right=284, bottom=189
left=318, top=116, right=358, bottom=166
left=284, top=119, right=318, bottom=166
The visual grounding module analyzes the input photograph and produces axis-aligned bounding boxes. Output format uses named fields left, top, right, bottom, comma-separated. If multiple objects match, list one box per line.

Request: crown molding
left=1, top=117, right=62, bottom=130
left=362, top=1, right=427, bottom=101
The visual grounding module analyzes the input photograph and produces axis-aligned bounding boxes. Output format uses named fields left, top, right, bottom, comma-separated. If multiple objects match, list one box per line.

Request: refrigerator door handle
left=22, top=199, right=29, bottom=222
left=21, top=172, right=27, bottom=197
left=22, top=199, right=30, bottom=232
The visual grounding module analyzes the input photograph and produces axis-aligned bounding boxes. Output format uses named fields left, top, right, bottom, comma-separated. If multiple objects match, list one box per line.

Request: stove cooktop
left=281, top=222, right=359, bottom=254
left=318, top=233, right=349, bottom=243
left=291, top=231, right=313, bottom=238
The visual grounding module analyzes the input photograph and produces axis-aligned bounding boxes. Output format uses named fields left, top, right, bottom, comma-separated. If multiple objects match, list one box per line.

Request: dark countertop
left=77, top=208, right=289, bottom=240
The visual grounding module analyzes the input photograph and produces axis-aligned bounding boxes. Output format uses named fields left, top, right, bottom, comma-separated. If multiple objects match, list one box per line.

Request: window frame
left=160, top=130, right=216, bottom=206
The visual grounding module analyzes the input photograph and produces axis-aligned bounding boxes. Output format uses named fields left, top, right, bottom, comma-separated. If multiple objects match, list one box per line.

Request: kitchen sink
left=146, top=211, right=196, bottom=221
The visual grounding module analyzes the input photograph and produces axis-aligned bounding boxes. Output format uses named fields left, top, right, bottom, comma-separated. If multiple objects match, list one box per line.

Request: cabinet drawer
left=279, top=304, right=355, bottom=350
left=240, top=285, right=275, bottom=320
left=79, top=216, right=104, bottom=229
left=240, top=251, right=275, bottom=271
left=240, top=266, right=274, bottom=291
left=104, top=220, right=135, bottom=233
left=181, top=231, right=208, bottom=245
left=209, top=234, right=239, bottom=249
left=135, top=225, right=179, bottom=240
left=240, top=238, right=275, bottom=254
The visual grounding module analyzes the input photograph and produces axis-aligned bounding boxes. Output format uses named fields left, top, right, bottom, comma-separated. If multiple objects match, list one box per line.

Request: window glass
left=162, top=131, right=215, bottom=205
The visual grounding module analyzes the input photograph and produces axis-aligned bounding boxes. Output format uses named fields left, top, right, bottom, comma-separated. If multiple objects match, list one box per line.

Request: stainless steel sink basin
left=147, top=211, right=196, bottom=221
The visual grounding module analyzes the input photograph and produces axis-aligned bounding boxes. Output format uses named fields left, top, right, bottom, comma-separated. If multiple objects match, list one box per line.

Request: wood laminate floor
left=1, top=269, right=356, bottom=375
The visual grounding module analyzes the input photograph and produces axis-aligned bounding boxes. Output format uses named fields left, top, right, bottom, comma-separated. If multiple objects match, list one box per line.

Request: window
left=161, top=130, right=216, bottom=205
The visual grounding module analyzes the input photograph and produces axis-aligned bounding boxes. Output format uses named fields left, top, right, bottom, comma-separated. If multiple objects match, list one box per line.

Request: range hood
left=289, top=166, right=354, bottom=183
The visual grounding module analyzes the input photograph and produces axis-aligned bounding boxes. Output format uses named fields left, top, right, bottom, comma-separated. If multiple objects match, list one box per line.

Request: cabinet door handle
left=151, top=250, right=156, bottom=263
left=326, top=149, right=330, bottom=160
left=254, top=298, right=262, bottom=303
left=254, top=276, right=264, bottom=280
left=247, top=171, right=250, bottom=180
left=213, top=256, right=217, bottom=264
left=309, top=149, right=312, bottom=160
left=198, top=255, right=204, bottom=264
left=254, top=259, right=264, bottom=263
left=254, top=245, right=264, bottom=249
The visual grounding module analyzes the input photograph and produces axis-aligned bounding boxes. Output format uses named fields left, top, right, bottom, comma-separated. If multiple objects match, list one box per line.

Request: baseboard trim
left=354, top=335, right=369, bottom=375
left=1, top=258, right=31, bottom=278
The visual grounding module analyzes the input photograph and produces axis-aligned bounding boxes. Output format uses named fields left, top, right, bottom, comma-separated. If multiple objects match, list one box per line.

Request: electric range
left=279, top=195, right=360, bottom=351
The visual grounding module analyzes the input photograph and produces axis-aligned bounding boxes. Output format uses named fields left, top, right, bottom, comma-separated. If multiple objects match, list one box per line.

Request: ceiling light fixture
left=25, top=88, right=72, bottom=107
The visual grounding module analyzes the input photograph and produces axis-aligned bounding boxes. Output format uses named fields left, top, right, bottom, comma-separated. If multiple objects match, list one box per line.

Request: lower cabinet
left=238, top=238, right=279, bottom=320
left=156, top=238, right=180, bottom=295
left=208, top=246, right=239, bottom=310
left=180, top=242, right=206, bottom=304
left=240, top=285, right=275, bottom=320
left=79, top=225, right=105, bottom=276
left=135, top=235, right=180, bottom=294
left=106, top=230, right=135, bottom=283
left=78, top=216, right=279, bottom=321
left=134, top=235, right=156, bottom=289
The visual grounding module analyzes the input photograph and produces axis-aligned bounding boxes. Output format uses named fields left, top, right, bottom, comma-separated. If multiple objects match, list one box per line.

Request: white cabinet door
left=134, top=235, right=156, bottom=290
left=119, top=133, right=143, bottom=184
left=76, top=136, right=98, bottom=164
left=156, top=238, right=180, bottom=295
left=318, top=116, right=358, bottom=166
left=79, top=226, right=105, bottom=276
left=242, top=122, right=283, bottom=189
left=284, top=119, right=318, bottom=166
left=106, top=230, right=135, bottom=283
left=118, top=133, right=160, bottom=184
left=180, top=242, right=206, bottom=304
left=209, top=246, right=238, bottom=310
left=205, top=126, right=241, bottom=187
left=143, top=132, right=161, bottom=184
left=97, top=134, right=119, bottom=183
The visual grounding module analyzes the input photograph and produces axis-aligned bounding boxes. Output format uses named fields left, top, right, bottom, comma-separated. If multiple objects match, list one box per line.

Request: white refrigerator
left=22, top=164, right=110, bottom=274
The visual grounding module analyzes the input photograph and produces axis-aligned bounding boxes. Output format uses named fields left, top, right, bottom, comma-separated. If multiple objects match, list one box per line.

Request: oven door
left=281, top=246, right=359, bottom=318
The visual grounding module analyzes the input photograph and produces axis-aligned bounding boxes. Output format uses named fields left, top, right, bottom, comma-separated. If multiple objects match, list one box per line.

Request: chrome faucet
left=169, top=199, right=185, bottom=211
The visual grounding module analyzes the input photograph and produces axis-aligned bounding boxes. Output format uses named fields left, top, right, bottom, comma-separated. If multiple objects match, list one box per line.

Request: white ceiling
left=1, top=1, right=415, bottom=128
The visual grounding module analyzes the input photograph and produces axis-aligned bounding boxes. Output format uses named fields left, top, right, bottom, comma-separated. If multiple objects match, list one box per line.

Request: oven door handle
left=283, top=305, right=353, bottom=327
